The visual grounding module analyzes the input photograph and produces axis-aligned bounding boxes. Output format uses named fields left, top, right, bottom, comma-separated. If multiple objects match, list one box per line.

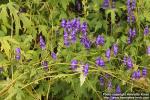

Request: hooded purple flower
left=64, top=29, right=70, bottom=47
left=83, top=63, right=89, bottom=76
left=131, top=28, right=136, bottom=37
left=96, top=35, right=105, bottom=46
left=131, top=0, right=136, bottom=10
left=0, top=67, right=3, bottom=74
left=123, top=56, right=133, bottom=69
left=136, top=69, right=141, bottom=79
left=147, top=46, right=150, bottom=55
left=66, top=20, right=72, bottom=32
left=116, top=85, right=121, bottom=94
left=127, top=37, right=131, bottom=44
left=96, top=57, right=105, bottom=67
left=80, top=36, right=91, bottom=49
left=106, top=48, right=111, bottom=60
left=15, top=48, right=21, bottom=60
left=108, top=81, right=112, bottom=90
left=113, top=44, right=118, bottom=56
left=40, top=35, right=46, bottom=50
left=71, top=60, right=78, bottom=70
left=61, top=19, right=67, bottom=28
left=81, top=22, right=87, bottom=35
left=42, top=61, right=48, bottom=70
left=132, top=69, right=140, bottom=79
left=102, top=0, right=109, bottom=9
left=71, top=30, right=76, bottom=43
left=131, top=71, right=137, bottom=79
left=128, top=28, right=136, bottom=38
left=51, top=52, right=57, bottom=60
left=126, top=57, right=133, bottom=69
left=112, top=0, right=116, bottom=8
left=99, top=77, right=104, bottom=86
left=144, top=26, right=149, bottom=35
left=142, top=67, right=147, bottom=77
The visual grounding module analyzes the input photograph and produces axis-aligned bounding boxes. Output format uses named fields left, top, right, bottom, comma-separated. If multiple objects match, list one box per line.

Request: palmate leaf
left=0, top=38, right=11, bottom=59
left=0, top=5, right=10, bottom=28
left=7, top=2, right=21, bottom=36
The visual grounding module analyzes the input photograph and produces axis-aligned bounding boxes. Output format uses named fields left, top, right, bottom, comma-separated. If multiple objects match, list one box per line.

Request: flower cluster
left=70, top=60, right=89, bottom=76
left=15, top=48, right=21, bottom=60
left=71, top=59, right=78, bottom=71
left=51, top=52, right=57, bottom=60
left=123, top=56, right=133, bottom=69
left=116, top=85, right=121, bottom=94
left=102, top=0, right=116, bottom=9
left=106, top=48, right=111, bottom=60
left=96, top=57, right=105, bottom=67
left=0, top=67, right=3, bottom=74
left=40, top=35, right=46, bottom=50
left=127, top=28, right=136, bottom=44
left=127, top=0, right=136, bottom=23
left=102, top=0, right=109, bottom=9
left=61, top=18, right=91, bottom=49
left=83, top=64, right=89, bottom=76
left=113, top=44, right=118, bottom=56
left=144, top=26, right=149, bottom=36
left=41, top=61, right=48, bottom=70
left=96, top=35, right=105, bottom=46
left=132, top=67, right=147, bottom=79
left=147, top=46, right=150, bottom=56
left=99, top=77, right=105, bottom=86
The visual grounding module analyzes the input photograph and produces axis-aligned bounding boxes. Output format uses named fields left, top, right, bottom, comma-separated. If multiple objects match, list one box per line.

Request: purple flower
left=123, top=56, right=133, bottom=69
left=80, top=36, right=91, bottom=49
left=40, top=35, right=46, bottom=50
left=71, top=60, right=78, bottom=70
left=142, top=67, right=147, bottom=77
left=127, top=37, right=131, bottom=44
left=42, top=61, right=48, bottom=70
left=127, top=0, right=130, bottom=7
left=147, top=46, right=150, bottom=55
left=102, top=0, right=109, bottom=9
left=131, top=28, right=136, bottom=37
left=51, top=52, right=57, bottom=60
left=61, top=19, right=67, bottom=28
left=81, top=22, right=87, bottom=34
left=116, top=85, right=121, bottom=94
left=66, top=20, right=72, bottom=32
left=131, top=71, right=137, bottom=79
left=128, top=28, right=136, bottom=38
left=96, top=35, right=105, bottom=46
left=83, top=63, right=89, bottom=76
left=112, top=0, right=116, bottom=8
left=71, top=30, right=76, bottom=43
left=136, top=69, right=141, bottom=79
left=108, top=81, right=112, bottom=90
left=144, top=26, right=149, bottom=35
left=132, top=69, right=141, bottom=79
left=131, top=0, right=136, bottom=10
left=113, top=44, right=118, bottom=56
left=127, top=16, right=130, bottom=23
left=64, top=29, right=70, bottom=47
left=126, top=57, right=133, bottom=69
left=0, top=67, right=3, bottom=74
left=106, top=48, right=111, bottom=60
left=131, top=14, right=135, bottom=23
left=123, top=56, right=127, bottom=65
left=96, top=57, right=105, bottom=67
left=15, top=48, right=21, bottom=60
left=99, top=77, right=104, bottom=86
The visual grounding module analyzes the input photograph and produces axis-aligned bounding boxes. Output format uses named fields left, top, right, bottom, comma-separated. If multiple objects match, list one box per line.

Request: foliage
left=0, top=0, right=150, bottom=100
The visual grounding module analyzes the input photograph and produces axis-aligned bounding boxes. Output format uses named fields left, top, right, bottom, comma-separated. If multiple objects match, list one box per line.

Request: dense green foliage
left=0, top=0, right=150, bottom=100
